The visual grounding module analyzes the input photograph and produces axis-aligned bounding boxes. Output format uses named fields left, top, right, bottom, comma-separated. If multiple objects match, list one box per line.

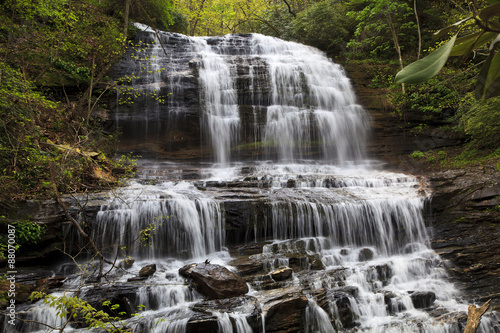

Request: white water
left=6, top=27, right=500, bottom=333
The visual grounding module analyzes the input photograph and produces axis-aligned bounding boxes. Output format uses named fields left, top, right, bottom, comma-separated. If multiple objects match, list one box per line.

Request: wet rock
left=409, top=291, right=436, bottom=309
left=139, top=264, right=156, bottom=278
left=78, top=284, right=138, bottom=323
left=383, top=291, right=407, bottom=314
left=189, top=295, right=262, bottom=332
left=118, top=258, right=135, bottom=270
left=35, top=276, right=65, bottom=292
left=264, top=292, right=308, bottom=333
left=0, top=279, right=35, bottom=308
left=288, top=256, right=310, bottom=271
left=372, top=264, right=393, bottom=286
left=229, top=257, right=264, bottom=277
left=340, top=248, right=350, bottom=256
left=186, top=314, right=219, bottom=333
left=358, top=248, right=374, bottom=262
left=271, top=267, right=293, bottom=281
left=180, top=262, right=249, bottom=299
left=311, top=288, right=357, bottom=328
left=310, top=258, right=325, bottom=270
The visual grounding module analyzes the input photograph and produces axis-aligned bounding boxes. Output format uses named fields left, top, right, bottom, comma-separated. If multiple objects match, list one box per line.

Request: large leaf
left=450, top=32, right=497, bottom=56
left=475, top=51, right=494, bottom=99
left=476, top=50, right=500, bottom=99
left=433, top=17, right=472, bottom=39
left=479, top=2, right=500, bottom=21
left=395, top=35, right=457, bottom=84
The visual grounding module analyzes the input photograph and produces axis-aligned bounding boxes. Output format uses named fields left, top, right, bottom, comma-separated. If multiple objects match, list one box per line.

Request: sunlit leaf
left=479, top=3, right=500, bottom=21
left=450, top=32, right=497, bottom=56
left=433, top=17, right=472, bottom=39
left=395, top=35, right=457, bottom=84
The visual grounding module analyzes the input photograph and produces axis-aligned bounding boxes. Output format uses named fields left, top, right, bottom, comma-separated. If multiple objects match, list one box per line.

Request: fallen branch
left=464, top=299, right=491, bottom=333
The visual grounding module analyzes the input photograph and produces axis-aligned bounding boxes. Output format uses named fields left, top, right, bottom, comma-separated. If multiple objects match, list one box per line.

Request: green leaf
left=433, top=17, right=472, bottom=39
left=477, top=50, right=500, bottom=99
left=488, top=0, right=500, bottom=4
left=475, top=51, right=494, bottom=99
left=450, top=32, right=497, bottom=56
left=395, top=34, right=458, bottom=84
left=479, top=3, right=500, bottom=21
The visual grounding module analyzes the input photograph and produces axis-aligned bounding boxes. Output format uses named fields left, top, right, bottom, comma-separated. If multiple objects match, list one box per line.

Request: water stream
left=3, top=25, right=500, bottom=333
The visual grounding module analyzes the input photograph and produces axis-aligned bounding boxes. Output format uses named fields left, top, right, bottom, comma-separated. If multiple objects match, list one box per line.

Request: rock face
left=180, top=262, right=249, bottom=299
left=427, top=167, right=500, bottom=310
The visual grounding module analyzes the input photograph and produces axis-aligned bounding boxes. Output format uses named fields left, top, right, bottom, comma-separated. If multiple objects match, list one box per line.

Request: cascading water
left=5, top=24, right=500, bottom=333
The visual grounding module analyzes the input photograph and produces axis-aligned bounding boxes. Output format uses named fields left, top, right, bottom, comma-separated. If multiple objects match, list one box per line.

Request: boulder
left=139, top=264, right=156, bottom=277
left=179, top=262, right=249, bottom=299
left=264, top=292, right=308, bottom=333
left=271, top=267, right=293, bottom=281
left=409, top=291, right=436, bottom=309
left=358, top=248, right=374, bottom=262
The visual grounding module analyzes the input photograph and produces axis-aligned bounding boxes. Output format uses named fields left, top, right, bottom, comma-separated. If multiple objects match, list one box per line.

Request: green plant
left=457, top=96, right=500, bottom=148
left=411, top=150, right=426, bottom=159
left=0, top=217, right=46, bottom=259
left=438, top=150, right=447, bottom=160
left=29, top=292, right=129, bottom=332
left=395, top=1, right=500, bottom=100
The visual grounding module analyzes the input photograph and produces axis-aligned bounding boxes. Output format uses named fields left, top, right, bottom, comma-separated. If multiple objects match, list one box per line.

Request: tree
left=347, top=0, right=418, bottom=69
left=290, top=0, right=354, bottom=54
left=173, top=0, right=269, bottom=35
left=395, top=0, right=500, bottom=100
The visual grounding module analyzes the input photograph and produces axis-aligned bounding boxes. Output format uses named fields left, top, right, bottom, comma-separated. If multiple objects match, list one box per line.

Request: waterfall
left=8, top=25, right=500, bottom=333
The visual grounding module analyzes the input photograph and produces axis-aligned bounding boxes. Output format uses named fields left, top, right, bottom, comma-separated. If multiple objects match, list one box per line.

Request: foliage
left=457, top=95, right=500, bottom=148
left=347, top=0, right=417, bottom=60
left=393, top=66, right=477, bottom=115
left=29, top=292, right=130, bottom=332
left=289, top=0, right=354, bottom=54
left=411, top=150, right=426, bottom=159
left=0, top=216, right=46, bottom=259
left=174, top=0, right=268, bottom=36
left=255, top=5, right=295, bottom=38
left=0, top=0, right=144, bottom=205
left=395, top=1, right=500, bottom=99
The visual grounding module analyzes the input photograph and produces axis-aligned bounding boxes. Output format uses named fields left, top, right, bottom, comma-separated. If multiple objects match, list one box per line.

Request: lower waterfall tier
left=6, top=162, right=500, bottom=333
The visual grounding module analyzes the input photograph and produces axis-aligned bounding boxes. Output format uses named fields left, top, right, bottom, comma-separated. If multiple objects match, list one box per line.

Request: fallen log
left=464, top=299, right=491, bottom=333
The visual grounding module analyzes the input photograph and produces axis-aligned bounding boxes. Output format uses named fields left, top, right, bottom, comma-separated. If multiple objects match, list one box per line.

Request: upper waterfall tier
left=112, top=26, right=367, bottom=166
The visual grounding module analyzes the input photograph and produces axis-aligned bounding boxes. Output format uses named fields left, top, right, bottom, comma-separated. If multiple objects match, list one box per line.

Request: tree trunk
left=414, top=0, right=422, bottom=59
left=123, top=0, right=131, bottom=39
left=387, top=12, right=405, bottom=93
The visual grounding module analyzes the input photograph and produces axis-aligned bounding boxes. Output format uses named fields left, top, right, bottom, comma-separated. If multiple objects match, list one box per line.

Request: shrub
left=458, top=96, right=500, bottom=148
left=411, top=150, right=425, bottom=159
